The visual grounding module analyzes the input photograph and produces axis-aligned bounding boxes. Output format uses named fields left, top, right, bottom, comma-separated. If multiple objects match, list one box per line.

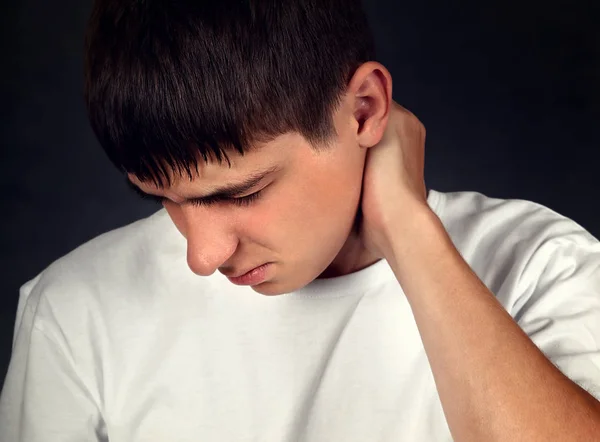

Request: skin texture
left=129, top=62, right=391, bottom=296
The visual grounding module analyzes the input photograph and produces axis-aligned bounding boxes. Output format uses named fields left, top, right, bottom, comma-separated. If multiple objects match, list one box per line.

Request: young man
left=1, top=0, right=599, bottom=440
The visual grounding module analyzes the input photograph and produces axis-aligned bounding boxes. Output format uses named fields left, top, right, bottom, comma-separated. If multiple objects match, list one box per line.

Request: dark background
left=1, top=0, right=598, bottom=385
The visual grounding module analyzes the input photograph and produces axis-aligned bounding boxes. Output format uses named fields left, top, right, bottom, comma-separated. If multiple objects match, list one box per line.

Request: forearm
left=386, top=205, right=600, bottom=442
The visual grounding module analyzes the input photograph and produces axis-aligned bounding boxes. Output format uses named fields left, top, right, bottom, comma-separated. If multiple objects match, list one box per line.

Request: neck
left=318, top=209, right=381, bottom=278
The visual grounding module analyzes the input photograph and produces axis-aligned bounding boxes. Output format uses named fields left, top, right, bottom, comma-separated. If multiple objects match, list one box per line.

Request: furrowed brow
left=126, top=165, right=280, bottom=204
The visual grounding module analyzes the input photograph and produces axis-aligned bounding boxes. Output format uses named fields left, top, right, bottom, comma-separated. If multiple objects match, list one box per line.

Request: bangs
left=85, top=17, right=280, bottom=188
left=84, top=0, right=375, bottom=187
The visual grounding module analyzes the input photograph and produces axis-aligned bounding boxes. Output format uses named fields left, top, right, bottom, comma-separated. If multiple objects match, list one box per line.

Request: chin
left=250, top=282, right=287, bottom=296
left=249, top=260, right=333, bottom=296
left=250, top=276, right=312, bottom=296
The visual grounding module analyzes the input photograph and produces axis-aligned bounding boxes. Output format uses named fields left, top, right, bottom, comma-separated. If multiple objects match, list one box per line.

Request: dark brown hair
left=84, top=0, right=376, bottom=187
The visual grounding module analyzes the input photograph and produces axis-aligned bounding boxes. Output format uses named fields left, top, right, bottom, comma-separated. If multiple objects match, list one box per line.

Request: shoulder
left=430, top=189, right=598, bottom=252
left=429, top=189, right=600, bottom=305
left=40, top=208, right=183, bottom=288
left=15, top=209, right=188, bottom=335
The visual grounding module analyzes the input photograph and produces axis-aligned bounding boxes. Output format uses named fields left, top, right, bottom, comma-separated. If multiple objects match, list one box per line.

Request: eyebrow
left=126, top=165, right=280, bottom=205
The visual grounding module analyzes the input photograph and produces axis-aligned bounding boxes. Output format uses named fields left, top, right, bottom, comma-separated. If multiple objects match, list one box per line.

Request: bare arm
left=385, top=204, right=600, bottom=442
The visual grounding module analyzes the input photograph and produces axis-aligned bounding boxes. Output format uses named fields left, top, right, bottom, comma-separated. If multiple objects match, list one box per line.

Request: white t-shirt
left=1, top=190, right=599, bottom=442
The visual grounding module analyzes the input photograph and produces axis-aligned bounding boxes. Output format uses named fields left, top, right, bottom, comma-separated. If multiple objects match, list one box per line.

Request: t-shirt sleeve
left=511, top=228, right=600, bottom=401
left=0, top=277, right=107, bottom=442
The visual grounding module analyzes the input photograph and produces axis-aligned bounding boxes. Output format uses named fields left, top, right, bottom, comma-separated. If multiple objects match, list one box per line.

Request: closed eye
left=126, top=177, right=266, bottom=208
left=188, top=189, right=264, bottom=208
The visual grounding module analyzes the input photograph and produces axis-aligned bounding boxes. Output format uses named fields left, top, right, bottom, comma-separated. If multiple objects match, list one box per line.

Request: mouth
left=224, top=263, right=272, bottom=286
left=221, top=264, right=266, bottom=279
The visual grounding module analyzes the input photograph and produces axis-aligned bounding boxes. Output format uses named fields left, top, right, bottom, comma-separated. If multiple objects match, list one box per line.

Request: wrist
left=384, top=203, right=451, bottom=274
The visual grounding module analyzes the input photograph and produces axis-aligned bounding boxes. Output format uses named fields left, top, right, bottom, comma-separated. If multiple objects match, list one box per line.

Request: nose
left=185, top=220, right=238, bottom=277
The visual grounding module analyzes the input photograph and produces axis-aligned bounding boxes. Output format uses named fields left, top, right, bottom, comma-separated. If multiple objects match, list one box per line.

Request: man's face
left=130, top=100, right=377, bottom=295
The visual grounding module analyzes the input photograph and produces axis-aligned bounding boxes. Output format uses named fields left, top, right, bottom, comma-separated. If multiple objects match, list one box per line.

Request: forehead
left=128, top=132, right=307, bottom=190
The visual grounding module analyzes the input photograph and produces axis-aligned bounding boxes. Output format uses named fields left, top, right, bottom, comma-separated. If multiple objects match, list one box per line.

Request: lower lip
left=227, top=263, right=272, bottom=286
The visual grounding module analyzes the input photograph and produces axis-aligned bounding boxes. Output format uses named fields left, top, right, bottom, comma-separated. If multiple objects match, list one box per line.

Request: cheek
left=237, top=157, right=365, bottom=249
left=306, top=166, right=365, bottom=242
left=315, top=163, right=364, bottom=215
left=278, top=173, right=362, bottom=242
left=243, top=208, right=276, bottom=238
left=237, top=193, right=309, bottom=248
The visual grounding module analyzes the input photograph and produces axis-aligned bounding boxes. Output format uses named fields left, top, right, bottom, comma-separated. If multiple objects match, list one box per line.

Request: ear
left=347, top=62, right=393, bottom=149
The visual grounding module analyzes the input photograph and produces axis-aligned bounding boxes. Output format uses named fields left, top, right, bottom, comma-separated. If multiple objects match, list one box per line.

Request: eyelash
left=136, top=187, right=264, bottom=208
left=188, top=189, right=264, bottom=208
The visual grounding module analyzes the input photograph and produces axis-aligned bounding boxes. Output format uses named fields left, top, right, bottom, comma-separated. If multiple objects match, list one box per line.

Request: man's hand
left=360, top=100, right=600, bottom=441
left=359, top=100, right=430, bottom=260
